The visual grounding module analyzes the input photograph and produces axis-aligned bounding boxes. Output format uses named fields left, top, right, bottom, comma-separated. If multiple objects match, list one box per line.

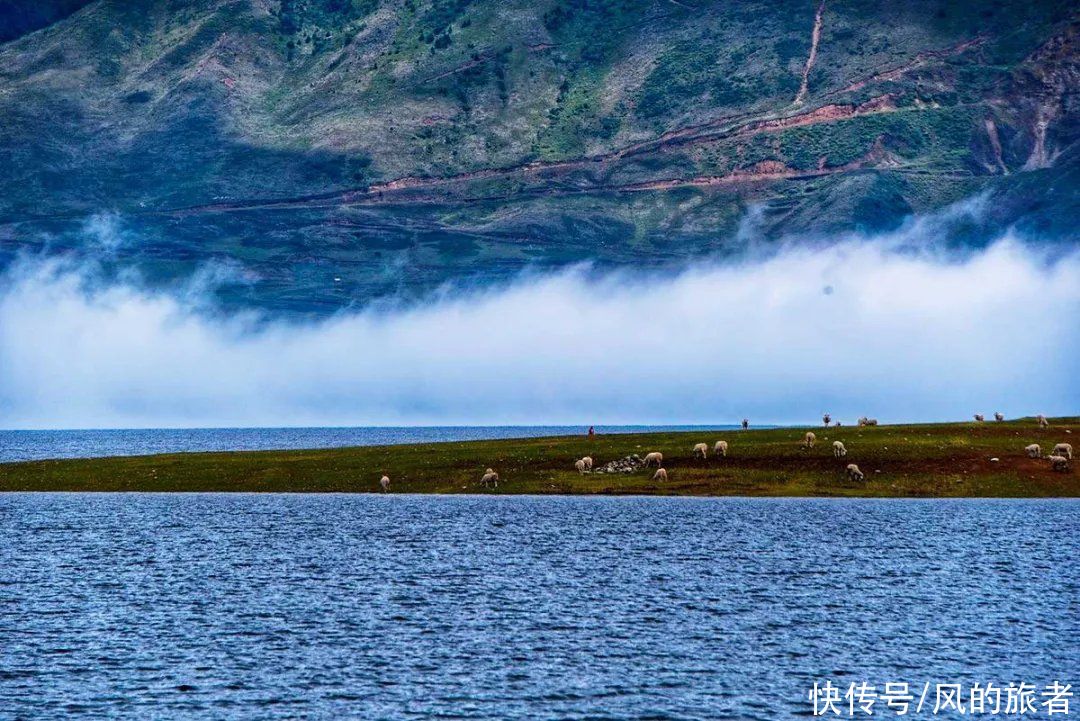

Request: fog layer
left=0, top=231, right=1076, bottom=428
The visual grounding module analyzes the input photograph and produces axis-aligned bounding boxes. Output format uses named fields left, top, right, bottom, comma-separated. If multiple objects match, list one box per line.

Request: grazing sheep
left=379, top=475, right=390, bottom=492
left=974, top=414, right=985, bottom=422
left=653, top=467, right=668, bottom=482
left=714, top=440, right=729, bottom=457
left=994, top=412, right=1004, bottom=422
left=644, top=452, right=663, bottom=467
left=1025, top=444, right=1042, bottom=459
left=1037, top=414, right=1049, bottom=428
left=574, top=459, right=587, bottom=474
left=481, top=470, right=499, bottom=488
left=1053, top=443, right=1073, bottom=460
left=581, top=456, right=593, bottom=471
left=1048, top=455, right=1069, bottom=472
left=858, top=417, right=879, bottom=427
left=803, top=431, right=816, bottom=449
left=833, top=441, right=847, bottom=458
left=742, top=418, right=749, bottom=430
left=846, top=463, right=865, bottom=482
left=693, top=442, right=708, bottom=459
left=823, top=413, right=831, bottom=426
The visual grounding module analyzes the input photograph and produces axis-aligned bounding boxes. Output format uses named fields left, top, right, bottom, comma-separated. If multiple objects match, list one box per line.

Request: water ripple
left=0, top=495, right=1076, bottom=719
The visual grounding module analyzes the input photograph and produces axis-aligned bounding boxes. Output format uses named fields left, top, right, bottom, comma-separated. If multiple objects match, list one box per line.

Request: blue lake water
left=0, top=495, right=1076, bottom=719
left=0, top=425, right=735, bottom=463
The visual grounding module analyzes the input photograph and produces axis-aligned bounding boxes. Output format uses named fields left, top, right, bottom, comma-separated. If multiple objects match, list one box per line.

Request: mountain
left=1, top=0, right=1076, bottom=313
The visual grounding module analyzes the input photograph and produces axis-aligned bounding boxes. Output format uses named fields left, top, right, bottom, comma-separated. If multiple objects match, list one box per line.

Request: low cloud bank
left=0, top=235, right=1077, bottom=429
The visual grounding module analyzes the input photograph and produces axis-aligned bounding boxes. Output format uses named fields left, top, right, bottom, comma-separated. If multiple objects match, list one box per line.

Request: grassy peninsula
left=1, top=418, right=1076, bottom=496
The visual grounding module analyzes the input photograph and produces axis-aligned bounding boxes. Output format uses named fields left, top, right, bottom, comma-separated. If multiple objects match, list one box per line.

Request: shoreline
left=3, top=492, right=1079, bottom=501
left=1, top=418, right=1075, bottom=496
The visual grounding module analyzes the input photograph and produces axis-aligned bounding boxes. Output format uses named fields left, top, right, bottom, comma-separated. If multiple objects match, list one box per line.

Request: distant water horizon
left=0, top=425, right=745, bottom=463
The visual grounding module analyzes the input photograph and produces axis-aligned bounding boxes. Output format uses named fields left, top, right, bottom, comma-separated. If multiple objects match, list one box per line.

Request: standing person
left=742, top=418, right=749, bottom=430
left=587, top=426, right=595, bottom=440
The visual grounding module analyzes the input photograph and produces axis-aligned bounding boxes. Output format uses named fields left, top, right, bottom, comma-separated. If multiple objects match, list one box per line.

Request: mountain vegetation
left=0, top=0, right=1076, bottom=312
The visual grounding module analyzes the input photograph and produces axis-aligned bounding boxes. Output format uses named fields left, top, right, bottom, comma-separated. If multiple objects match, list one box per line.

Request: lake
left=1, top=496, right=1075, bottom=719
left=0, top=425, right=736, bottom=463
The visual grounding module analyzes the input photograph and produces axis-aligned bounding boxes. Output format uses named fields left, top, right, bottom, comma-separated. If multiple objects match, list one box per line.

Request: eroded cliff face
left=0, top=0, right=1075, bottom=313
left=1017, top=22, right=1078, bottom=170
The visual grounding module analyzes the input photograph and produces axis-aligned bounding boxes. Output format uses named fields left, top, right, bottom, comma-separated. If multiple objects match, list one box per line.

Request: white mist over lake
left=0, top=227, right=1077, bottom=429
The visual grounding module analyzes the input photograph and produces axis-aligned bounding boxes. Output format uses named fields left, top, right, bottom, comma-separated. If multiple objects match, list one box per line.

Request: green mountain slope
left=0, top=0, right=1076, bottom=313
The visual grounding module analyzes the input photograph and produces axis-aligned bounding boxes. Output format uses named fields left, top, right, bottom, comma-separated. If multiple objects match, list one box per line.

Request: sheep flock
left=375, top=414, right=1072, bottom=491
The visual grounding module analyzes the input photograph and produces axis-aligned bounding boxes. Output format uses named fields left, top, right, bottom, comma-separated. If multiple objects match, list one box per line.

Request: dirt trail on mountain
left=794, top=0, right=826, bottom=105
left=163, top=141, right=927, bottom=216
left=167, top=165, right=846, bottom=214
left=422, top=56, right=491, bottom=83
left=164, top=93, right=913, bottom=218
left=830, top=36, right=986, bottom=97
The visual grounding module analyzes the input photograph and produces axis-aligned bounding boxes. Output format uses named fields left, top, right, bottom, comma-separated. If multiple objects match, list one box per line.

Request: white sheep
left=581, top=456, right=593, bottom=471
left=693, top=442, right=708, bottom=459
left=379, top=475, right=390, bottom=492
left=481, top=470, right=499, bottom=488
left=974, top=414, right=985, bottom=422
left=644, top=452, right=663, bottom=467
left=653, top=467, right=668, bottom=482
left=714, top=440, right=729, bottom=457
left=574, top=459, right=587, bottom=474
left=1037, top=414, right=1049, bottom=428
left=803, top=431, right=816, bottom=449
left=1048, top=455, right=1069, bottom=472
left=833, top=441, right=847, bottom=458
left=1053, top=443, right=1073, bottom=460
left=994, top=412, right=1004, bottom=422
left=846, top=463, right=865, bottom=482
left=1025, top=444, right=1042, bottom=459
